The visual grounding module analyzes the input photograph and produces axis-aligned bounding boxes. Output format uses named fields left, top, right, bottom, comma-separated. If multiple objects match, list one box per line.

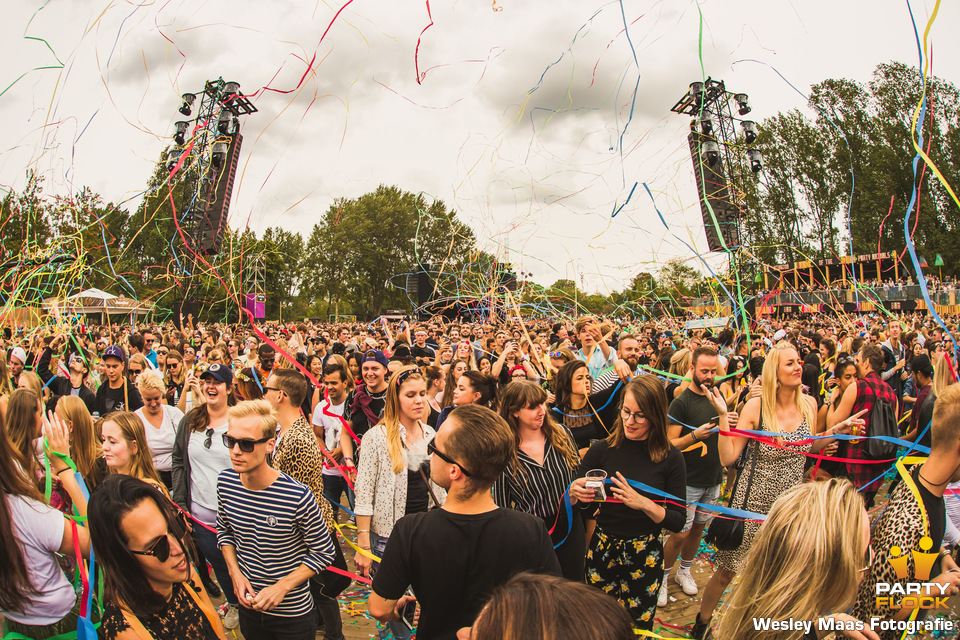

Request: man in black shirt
left=95, top=345, right=143, bottom=414
left=36, top=335, right=96, bottom=414
left=410, top=329, right=436, bottom=367
left=368, top=405, right=560, bottom=639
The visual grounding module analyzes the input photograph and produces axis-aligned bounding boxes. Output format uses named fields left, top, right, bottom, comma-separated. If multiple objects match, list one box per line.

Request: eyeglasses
left=129, top=532, right=178, bottom=562
left=427, top=440, right=473, bottom=477
left=158, top=350, right=168, bottom=356
left=860, top=544, right=874, bottom=576
left=548, top=351, right=564, bottom=358
left=620, top=408, right=647, bottom=423
left=203, top=428, right=214, bottom=449
left=264, top=386, right=282, bottom=393
left=166, top=361, right=179, bottom=368
left=223, top=434, right=271, bottom=452
left=145, top=339, right=155, bottom=344
left=128, top=368, right=143, bottom=375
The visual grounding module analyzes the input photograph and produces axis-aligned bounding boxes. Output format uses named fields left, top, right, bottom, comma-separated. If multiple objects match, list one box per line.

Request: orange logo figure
left=887, top=536, right=938, bottom=581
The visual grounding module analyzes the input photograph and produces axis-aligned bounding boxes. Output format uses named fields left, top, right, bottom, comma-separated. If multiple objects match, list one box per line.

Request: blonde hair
left=760, top=342, right=815, bottom=438
left=931, top=353, right=956, bottom=398
left=57, top=396, right=101, bottom=487
left=136, top=369, right=166, bottom=396
left=668, top=348, right=691, bottom=378
left=102, top=411, right=162, bottom=486
left=380, top=365, right=426, bottom=474
left=228, top=399, right=279, bottom=438
left=715, top=479, right=867, bottom=640
left=17, top=371, right=44, bottom=400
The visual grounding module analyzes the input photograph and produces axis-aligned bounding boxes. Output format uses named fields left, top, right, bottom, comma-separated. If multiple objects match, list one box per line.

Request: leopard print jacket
left=273, top=416, right=337, bottom=533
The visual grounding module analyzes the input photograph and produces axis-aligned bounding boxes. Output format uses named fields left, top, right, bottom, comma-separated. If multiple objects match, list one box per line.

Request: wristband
left=56, top=467, right=73, bottom=477
left=344, top=457, right=354, bottom=463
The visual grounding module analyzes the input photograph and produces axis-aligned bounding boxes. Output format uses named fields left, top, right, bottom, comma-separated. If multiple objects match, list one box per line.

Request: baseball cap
left=200, top=363, right=234, bottom=385
left=773, top=329, right=786, bottom=342
left=362, top=349, right=389, bottom=368
left=9, top=346, right=27, bottom=365
left=911, top=354, right=934, bottom=377
left=102, top=345, right=126, bottom=363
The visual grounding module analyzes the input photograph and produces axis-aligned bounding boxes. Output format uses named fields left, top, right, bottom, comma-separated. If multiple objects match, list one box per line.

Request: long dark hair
left=440, top=359, right=468, bottom=407
left=186, top=384, right=238, bottom=432
left=607, top=375, right=671, bottom=463
left=88, top=475, right=192, bottom=616
left=461, top=370, right=498, bottom=409
left=499, top=381, right=579, bottom=475
left=553, top=359, right=588, bottom=410
left=7, top=389, right=41, bottom=483
left=0, top=409, right=44, bottom=613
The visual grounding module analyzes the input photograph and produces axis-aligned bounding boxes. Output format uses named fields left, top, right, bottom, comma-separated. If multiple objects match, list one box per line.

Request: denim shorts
left=681, top=483, right=722, bottom=533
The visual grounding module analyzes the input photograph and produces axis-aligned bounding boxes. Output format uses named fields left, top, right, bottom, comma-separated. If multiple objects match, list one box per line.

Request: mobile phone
left=399, top=593, right=417, bottom=630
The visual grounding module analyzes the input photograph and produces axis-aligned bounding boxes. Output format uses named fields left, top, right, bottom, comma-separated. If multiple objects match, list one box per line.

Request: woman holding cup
left=569, top=375, right=687, bottom=630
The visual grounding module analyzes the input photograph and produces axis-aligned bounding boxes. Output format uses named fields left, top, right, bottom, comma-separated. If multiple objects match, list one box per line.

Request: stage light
left=701, top=140, right=720, bottom=165
left=212, top=141, right=228, bottom=168
left=734, top=93, right=751, bottom=115
left=173, top=121, right=190, bottom=145
left=740, top=120, right=758, bottom=144
left=223, top=81, right=240, bottom=98
left=166, top=148, right=181, bottom=171
left=690, top=81, right=704, bottom=107
left=699, top=117, right=713, bottom=135
left=747, top=148, right=762, bottom=173
left=179, top=93, right=196, bottom=116
left=217, top=111, right=235, bottom=135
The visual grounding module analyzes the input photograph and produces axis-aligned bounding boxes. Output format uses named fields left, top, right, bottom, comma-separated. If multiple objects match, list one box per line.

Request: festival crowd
left=3, top=311, right=960, bottom=640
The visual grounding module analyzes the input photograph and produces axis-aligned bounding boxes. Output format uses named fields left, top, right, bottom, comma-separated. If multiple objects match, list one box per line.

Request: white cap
left=9, top=347, right=27, bottom=365
left=773, top=329, right=786, bottom=342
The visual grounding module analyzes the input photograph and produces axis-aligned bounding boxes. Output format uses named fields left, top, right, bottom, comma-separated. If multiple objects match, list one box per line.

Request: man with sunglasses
left=266, top=368, right=347, bottom=640
left=218, top=400, right=337, bottom=640
left=367, top=405, right=560, bottom=639
left=36, top=334, right=96, bottom=414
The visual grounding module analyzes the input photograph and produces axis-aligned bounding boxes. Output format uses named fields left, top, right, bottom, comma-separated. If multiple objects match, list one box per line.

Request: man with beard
left=36, top=335, right=96, bottom=413
left=340, top=349, right=390, bottom=481
left=592, top=334, right=643, bottom=393
left=659, top=346, right=732, bottom=606
left=366, top=405, right=560, bottom=639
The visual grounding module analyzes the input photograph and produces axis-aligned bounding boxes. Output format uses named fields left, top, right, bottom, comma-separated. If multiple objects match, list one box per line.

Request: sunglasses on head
left=129, top=532, right=180, bottom=563
left=222, top=434, right=271, bottom=452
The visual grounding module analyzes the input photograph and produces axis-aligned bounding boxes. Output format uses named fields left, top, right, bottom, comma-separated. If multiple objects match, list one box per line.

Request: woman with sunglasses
left=496, top=381, right=584, bottom=580
left=568, top=375, right=686, bottom=630
left=127, top=354, right=149, bottom=387
left=163, top=350, right=186, bottom=409
left=817, top=355, right=859, bottom=479
left=171, top=364, right=240, bottom=627
left=136, top=370, right=185, bottom=490
left=354, top=366, right=446, bottom=640
left=91, top=474, right=227, bottom=640
left=710, top=479, right=874, bottom=640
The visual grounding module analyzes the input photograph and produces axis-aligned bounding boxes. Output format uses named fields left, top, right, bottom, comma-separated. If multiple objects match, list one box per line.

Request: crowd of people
left=3, top=309, right=960, bottom=640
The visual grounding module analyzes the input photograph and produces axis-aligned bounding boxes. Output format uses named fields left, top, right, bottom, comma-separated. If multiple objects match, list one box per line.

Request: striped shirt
left=216, top=469, right=336, bottom=617
left=492, top=431, right=579, bottom=519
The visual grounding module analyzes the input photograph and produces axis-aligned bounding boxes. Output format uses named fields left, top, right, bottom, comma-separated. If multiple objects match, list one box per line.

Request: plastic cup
left=584, top=469, right=607, bottom=502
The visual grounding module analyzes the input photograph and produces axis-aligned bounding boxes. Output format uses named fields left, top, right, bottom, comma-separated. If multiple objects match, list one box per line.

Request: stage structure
left=167, top=78, right=257, bottom=321
left=245, top=252, right=266, bottom=321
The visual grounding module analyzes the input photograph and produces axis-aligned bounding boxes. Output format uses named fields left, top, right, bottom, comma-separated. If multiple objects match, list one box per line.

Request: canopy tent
left=43, top=288, right=154, bottom=323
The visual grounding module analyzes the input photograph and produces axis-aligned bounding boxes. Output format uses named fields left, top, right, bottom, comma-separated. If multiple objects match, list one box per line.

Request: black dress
left=100, top=580, right=220, bottom=640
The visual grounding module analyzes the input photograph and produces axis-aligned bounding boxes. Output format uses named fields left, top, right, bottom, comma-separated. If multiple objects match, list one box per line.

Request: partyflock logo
left=875, top=536, right=950, bottom=610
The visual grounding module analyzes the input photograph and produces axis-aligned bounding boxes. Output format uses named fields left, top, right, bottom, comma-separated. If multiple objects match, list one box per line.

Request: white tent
left=43, top=288, right=154, bottom=323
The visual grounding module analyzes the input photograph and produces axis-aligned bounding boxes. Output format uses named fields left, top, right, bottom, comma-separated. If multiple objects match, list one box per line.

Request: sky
left=0, top=0, right=956, bottom=296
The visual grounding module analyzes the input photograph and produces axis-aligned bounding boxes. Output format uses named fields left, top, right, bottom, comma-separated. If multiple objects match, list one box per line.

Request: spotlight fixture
left=740, top=120, right=758, bottom=144
left=212, top=141, right=228, bottom=168
left=166, top=148, right=181, bottom=171
left=701, top=140, right=720, bottom=166
left=179, top=93, right=196, bottom=116
left=734, top=93, right=751, bottom=115
left=699, top=117, right=713, bottom=135
left=173, top=121, right=190, bottom=145
left=747, top=148, right=762, bottom=173
left=217, top=111, right=235, bottom=135
left=223, top=81, right=240, bottom=99
left=690, top=81, right=704, bottom=107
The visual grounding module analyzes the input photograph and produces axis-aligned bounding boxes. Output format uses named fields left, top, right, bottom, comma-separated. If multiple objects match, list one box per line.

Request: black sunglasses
left=128, top=368, right=143, bottom=375
left=222, top=434, right=271, bottom=452
left=427, top=440, right=473, bottom=477
left=203, top=428, right=214, bottom=449
left=129, top=532, right=178, bottom=563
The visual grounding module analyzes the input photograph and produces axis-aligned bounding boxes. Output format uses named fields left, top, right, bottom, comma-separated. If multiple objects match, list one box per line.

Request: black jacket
left=36, top=347, right=96, bottom=414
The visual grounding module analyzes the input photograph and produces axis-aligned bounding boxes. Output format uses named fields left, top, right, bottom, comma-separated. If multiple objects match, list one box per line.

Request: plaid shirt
left=846, top=371, right=897, bottom=490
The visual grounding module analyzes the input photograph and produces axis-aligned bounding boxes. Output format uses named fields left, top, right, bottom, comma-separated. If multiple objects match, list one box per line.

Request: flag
left=935, top=254, right=944, bottom=266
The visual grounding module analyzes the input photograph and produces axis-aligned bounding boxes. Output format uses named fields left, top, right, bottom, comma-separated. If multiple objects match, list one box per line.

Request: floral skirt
left=585, top=526, right=663, bottom=630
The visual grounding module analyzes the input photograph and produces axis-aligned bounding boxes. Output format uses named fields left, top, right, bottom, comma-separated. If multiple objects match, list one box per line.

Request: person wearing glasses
left=567, top=375, right=686, bottom=631
left=218, top=400, right=337, bottom=640
left=172, top=363, right=240, bottom=628
left=156, top=345, right=169, bottom=375
left=143, top=329, right=159, bottom=369
left=127, top=353, right=149, bottom=386
left=367, top=404, right=560, bottom=639
left=495, top=381, right=584, bottom=580
left=90, top=474, right=227, bottom=640
left=354, top=366, right=445, bottom=640
left=35, top=334, right=97, bottom=414
left=710, top=480, right=875, bottom=640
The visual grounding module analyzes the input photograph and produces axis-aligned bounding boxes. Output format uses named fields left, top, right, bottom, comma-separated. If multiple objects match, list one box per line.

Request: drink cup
left=584, top=469, right=607, bottom=502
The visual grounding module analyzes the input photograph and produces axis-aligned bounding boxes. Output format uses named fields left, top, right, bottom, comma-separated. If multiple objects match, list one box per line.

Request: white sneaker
left=657, top=580, right=669, bottom=607
left=221, top=604, right=239, bottom=629
left=675, top=570, right=698, bottom=596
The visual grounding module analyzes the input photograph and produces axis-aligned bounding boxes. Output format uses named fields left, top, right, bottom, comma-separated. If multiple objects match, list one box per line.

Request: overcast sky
left=1, top=0, right=956, bottom=295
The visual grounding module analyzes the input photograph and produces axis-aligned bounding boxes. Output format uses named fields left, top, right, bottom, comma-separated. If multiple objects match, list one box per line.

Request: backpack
left=865, top=398, right=898, bottom=459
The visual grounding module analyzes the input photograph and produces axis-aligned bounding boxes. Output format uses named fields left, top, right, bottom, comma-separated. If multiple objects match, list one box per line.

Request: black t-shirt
left=577, top=438, right=686, bottom=538
left=667, top=388, right=721, bottom=488
left=96, top=380, right=144, bottom=415
left=913, top=466, right=946, bottom=552
left=405, top=469, right=429, bottom=514
left=914, top=388, right=935, bottom=451
left=372, top=508, right=561, bottom=640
